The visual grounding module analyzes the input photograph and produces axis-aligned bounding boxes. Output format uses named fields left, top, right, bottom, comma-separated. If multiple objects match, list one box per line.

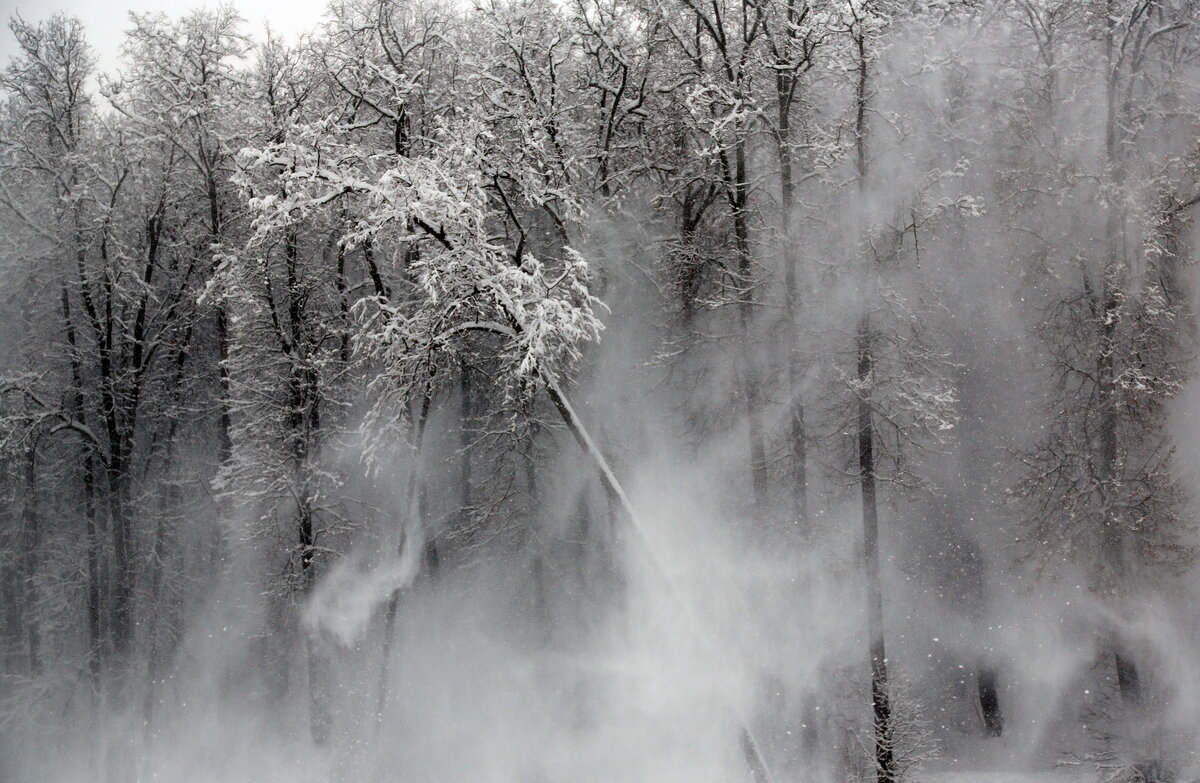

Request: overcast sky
left=0, top=0, right=328, bottom=76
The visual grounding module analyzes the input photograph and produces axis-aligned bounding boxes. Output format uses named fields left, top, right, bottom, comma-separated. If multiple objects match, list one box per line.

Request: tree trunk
left=2, top=525, right=20, bottom=674
left=977, top=666, right=1003, bottom=737
left=282, top=229, right=335, bottom=746
left=84, top=229, right=134, bottom=667
left=143, top=326, right=194, bottom=725
left=1100, top=2, right=1143, bottom=740
left=460, top=361, right=473, bottom=521
left=716, top=108, right=769, bottom=513
left=857, top=320, right=894, bottom=783
left=375, top=385, right=433, bottom=730
left=777, top=65, right=808, bottom=531
left=143, top=504, right=169, bottom=729
left=107, top=470, right=133, bottom=663
left=299, top=465, right=333, bottom=745
left=143, top=466, right=181, bottom=745
left=61, top=280, right=104, bottom=682
left=335, top=232, right=351, bottom=364
left=206, top=170, right=233, bottom=467
left=22, top=443, right=41, bottom=676
left=731, top=134, right=769, bottom=512
left=853, top=25, right=894, bottom=783
left=83, top=453, right=102, bottom=683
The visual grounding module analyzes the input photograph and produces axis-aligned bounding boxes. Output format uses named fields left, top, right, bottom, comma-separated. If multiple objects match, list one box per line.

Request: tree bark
left=281, top=230, right=334, bottom=745
left=858, top=320, right=893, bottom=783
left=776, top=33, right=808, bottom=531
left=730, top=135, right=769, bottom=512
left=84, top=452, right=102, bottom=684
left=853, top=23, right=894, bottom=783
left=1100, top=0, right=1142, bottom=729
left=22, top=443, right=41, bottom=676
left=460, top=361, right=473, bottom=520
left=977, top=666, right=1003, bottom=737
left=375, top=384, right=434, bottom=731
left=62, top=280, right=104, bottom=682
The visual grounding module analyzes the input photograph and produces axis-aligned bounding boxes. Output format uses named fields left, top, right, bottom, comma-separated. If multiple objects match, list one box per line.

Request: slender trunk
left=960, top=390, right=1005, bottom=737
left=142, top=472, right=172, bottom=734
left=22, top=444, right=41, bottom=676
left=777, top=68, right=808, bottom=529
left=524, top=422, right=552, bottom=642
left=1099, top=215, right=1143, bottom=730
left=84, top=453, right=102, bottom=683
left=283, top=232, right=334, bottom=745
left=61, top=282, right=104, bottom=680
left=144, top=324, right=193, bottom=723
left=108, top=247, right=162, bottom=665
left=676, top=185, right=712, bottom=325
left=375, top=384, right=433, bottom=730
left=215, top=310, right=233, bottom=464
left=300, top=471, right=333, bottom=744
left=858, top=320, right=893, bottom=783
left=91, top=228, right=134, bottom=666
left=1101, top=0, right=1142, bottom=722
left=206, top=171, right=233, bottom=466
left=108, top=438, right=141, bottom=666
left=854, top=26, right=894, bottom=783
left=977, top=666, right=1003, bottom=737
left=732, top=134, right=769, bottom=511
left=2, top=526, right=20, bottom=674
left=108, top=470, right=133, bottom=662
left=363, top=239, right=389, bottom=299
left=777, top=53, right=819, bottom=765
left=335, top=233, right=351, bottom=365
left=460, top=361, right=472, bottom=519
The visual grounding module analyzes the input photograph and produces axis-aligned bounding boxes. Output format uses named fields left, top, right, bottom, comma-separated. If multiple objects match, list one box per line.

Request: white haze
left=2, top=4, right=1200, bottom=783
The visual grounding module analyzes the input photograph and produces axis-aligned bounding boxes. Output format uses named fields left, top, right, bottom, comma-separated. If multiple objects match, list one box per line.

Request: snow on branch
left=232, top=114, right=605, bottom=433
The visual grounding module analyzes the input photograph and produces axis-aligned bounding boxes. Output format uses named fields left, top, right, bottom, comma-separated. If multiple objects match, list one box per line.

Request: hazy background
left=1, top=1, right=1199, bottom=782
left=0, top=0, right=323, bottom=73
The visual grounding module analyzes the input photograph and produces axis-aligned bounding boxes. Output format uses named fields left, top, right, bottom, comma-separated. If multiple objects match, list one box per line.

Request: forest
left=1, top=0, right=1199, bottom=781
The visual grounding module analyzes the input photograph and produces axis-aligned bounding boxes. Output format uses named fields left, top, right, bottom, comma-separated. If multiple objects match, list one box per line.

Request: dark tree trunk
left=460, top=361, right=473, bottom=520
left=375, top=385, right=433, bottom=730
left=977, top=666, right=1003, bottom=737
left=2, top=526, right=20, bottom=674
left=86, top=229, right=135, bottom=667
left=524, top=426, right=552, bottom=644
left=215, top=310, right=233, bottom=465
left=143, top=470, right=178, bottom=737
left=281, top=231, right=335, bottom=746
left=730, top=136, right=769, bottom=512
left=107, top=470, right=133, bottom=663
left=335, top=232, right=351, bottom=364
left=777, top=52, right=808, bottom=531
left=143, top=324, right=195, bottom=725
left=83, top=455, right=102, bottom=682
left=1099, top=3, right=1143, bottom=733
left=22, top=444, right=40, bottom=676
left=62, top=229, right=104, bottom=684
left=207, top=170, right=233, bottom=467
left=854, top=25, right=894, bottom=783
left=858, top=321, right=894, bottom=783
